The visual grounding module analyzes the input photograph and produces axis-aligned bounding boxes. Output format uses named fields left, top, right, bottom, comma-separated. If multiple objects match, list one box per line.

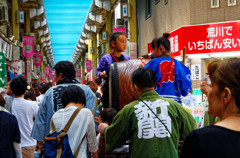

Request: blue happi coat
left=144, top=56, right=191, bottom=104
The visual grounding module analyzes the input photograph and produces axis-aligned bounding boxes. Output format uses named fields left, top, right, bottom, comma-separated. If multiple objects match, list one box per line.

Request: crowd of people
left=1, top=31, right=240, bottom=158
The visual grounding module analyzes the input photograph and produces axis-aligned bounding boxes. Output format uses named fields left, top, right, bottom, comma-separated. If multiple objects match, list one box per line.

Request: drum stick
left=93, top=98, right=98, bottom=116
left=182, top=47, right=186, bottom=65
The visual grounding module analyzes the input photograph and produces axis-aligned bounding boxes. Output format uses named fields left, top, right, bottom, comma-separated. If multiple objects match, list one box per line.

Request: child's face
left=114, top=35, right=127, bottom=52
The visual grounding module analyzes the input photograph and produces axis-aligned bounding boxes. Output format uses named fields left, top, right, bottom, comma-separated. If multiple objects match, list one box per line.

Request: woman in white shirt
left=51, top=85, right=98, bottom=158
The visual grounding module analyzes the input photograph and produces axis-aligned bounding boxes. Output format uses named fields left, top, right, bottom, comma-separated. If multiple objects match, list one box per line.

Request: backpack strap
left=51, top=119, right=57, bottom=133
left=63, top=107, right=82, bottom=132
left=74, top=133, right=87, bottom=157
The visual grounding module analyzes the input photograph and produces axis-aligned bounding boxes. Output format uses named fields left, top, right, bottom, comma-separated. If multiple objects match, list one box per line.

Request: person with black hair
left=31, top=61, right=96, bottom=141
left=10, top=76, right=39, bottom=158
left=0, top=93, right=22, bottom=158
left=24, top=91, right=37, bottom=101
left=141, top=38, right=158, bottom=59
left=95, top=78, right=103, bottom=96
left=36, top=82, right=50, bottom=103
left=98, top=68, right=196, bottom=158
left=180, top=58, right=240, bottom=158
left=51, top=85, right=98, bottom=158
left=144, top=33, right=192, bottom=104
left=97, top=32, right=130, bottom=109
left=4, top=81, right=14, bottom=113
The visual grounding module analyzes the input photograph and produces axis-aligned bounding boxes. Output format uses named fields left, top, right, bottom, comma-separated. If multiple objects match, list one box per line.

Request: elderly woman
left=180, top=58, right=240, bottom=158
left=51, top=85, right=98, bottom=158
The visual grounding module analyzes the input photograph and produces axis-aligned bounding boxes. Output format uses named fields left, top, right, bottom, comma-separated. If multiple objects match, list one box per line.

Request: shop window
left=228, top=0, right=236, bottom=6
left=155, top=0, right=160, bottom=5
left=165, top=0, right=168, bottom=5
left=211, top=0, right=219, bottom=8
left=145, top=0, right=151, bottom=20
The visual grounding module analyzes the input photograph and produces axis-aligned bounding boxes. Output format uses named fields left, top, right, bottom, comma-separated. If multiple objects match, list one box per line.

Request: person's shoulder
left=102, top=54, right=111, bottom=59
left=123, top=54, right=130, bottom=59
left=122, top=100, right=140, bottom=111
left=0, top=111, right=18, bottom=122
left=81, top=107, right=92, bottom=114
left=190, top=125, right=222, bottom=137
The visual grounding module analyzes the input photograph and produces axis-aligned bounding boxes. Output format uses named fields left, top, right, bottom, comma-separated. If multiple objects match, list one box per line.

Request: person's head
left=200, top=77, right=211, bottom=96
left=0, top=94, right=5, bottom=107
left=6, top=81, right=12, bottom=96
left=39, top=82, right=50, bottom=94
left=99, top=108, right=117, bottom=125
left=109, top=32, right=127, bottom=53
left=24, top=91, right=36, bottom=101
left=207, top=58, right=240, bottom=117
left=131, top=68, right=156, bottom=98
left=151, top=38, right=158, bottom=57
left=10, top=76, right=27, bottom=97
left=87, top=81, right=98, bottom=93
left=61, top=85, right=86, bottom=108
left=154, top=33, right=171, bottom=57
left=95, top=78, right=102, bottom=86
left=54, top=61, right=76, bottom=83
left=48, top=82, right=53, bottom=87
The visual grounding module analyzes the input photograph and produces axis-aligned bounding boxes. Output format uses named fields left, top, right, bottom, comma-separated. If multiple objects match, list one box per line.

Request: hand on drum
left=99, top=71, right=107, bottom=79
left=98, top=123, right=109, bottom=134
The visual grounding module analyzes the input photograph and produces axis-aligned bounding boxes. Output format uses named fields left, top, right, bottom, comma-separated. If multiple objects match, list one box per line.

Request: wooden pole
left=182, top=47, right=186, bottom=65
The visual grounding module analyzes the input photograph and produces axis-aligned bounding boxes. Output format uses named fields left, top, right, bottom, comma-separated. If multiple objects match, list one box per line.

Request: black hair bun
left=163, top=32, right=170, bottom=39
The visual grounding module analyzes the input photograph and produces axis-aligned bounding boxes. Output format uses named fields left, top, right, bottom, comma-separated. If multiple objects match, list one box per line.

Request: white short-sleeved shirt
left=12, top=97, right=39, bottom=147
left=51, top=106, right=98, bottom=158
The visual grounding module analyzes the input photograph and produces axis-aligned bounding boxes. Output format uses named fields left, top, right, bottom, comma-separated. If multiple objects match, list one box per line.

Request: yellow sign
left=88, top=39, right=92, bottom=60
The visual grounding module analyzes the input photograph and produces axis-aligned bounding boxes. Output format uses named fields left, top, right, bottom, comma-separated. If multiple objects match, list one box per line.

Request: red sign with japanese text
left=169, top=21, right=240, bottom=56
left=148, top=43, right=153, bottom=54
left=169, top=28, right=183, bottom=57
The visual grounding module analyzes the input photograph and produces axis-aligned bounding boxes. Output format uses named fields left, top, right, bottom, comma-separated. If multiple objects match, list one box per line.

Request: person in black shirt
left=180, top=58, right=240, bottom=158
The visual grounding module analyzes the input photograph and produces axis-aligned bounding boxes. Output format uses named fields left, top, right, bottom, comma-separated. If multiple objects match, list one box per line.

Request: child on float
left=144, top=33, right=192, bottom=104
left=96, top=32, right=130, bottom=109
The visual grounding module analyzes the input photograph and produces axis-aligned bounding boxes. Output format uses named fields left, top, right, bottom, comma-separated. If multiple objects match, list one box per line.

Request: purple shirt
left=97, top=54, right=130, bottom=77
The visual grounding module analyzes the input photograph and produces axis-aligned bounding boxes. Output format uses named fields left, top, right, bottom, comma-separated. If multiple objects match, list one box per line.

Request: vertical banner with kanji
left=33, top=51, right=42, bottom=67
left=86, top=60, right=92, bottom=72
left=0, top=52, right=6, bottom=87
left=22, top=36, right=34, bottom=59
left=9, top=60, right=23, bottom=80
left=45, top=66, right=50, bottom=76
left=76, top=69, right=81, bottom=78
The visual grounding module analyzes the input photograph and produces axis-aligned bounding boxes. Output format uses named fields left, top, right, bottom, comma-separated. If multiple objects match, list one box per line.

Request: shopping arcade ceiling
left=43, top=0, right=92, bottom=64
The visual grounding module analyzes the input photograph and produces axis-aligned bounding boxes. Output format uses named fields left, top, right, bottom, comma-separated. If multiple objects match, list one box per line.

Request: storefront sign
left=33, top=51, right=42, bottom=67
left=77, top=69, right=81, bottom=78
left=22, top=35, right=34, bottom=59
left=148, top=43, right=153, bottom=54
left=86, top=60, right=92, bottom=72
left=0, top=52, right=6, bottom=87
left=191, top=64, right=201, bottom=80
left=9, top=60, right=22, bottom=80
left=113, top=28, right=126, bottom=34
left=45, top=66, right=50, bottom=76
left=169, top=21, right=240, bottom=56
